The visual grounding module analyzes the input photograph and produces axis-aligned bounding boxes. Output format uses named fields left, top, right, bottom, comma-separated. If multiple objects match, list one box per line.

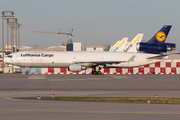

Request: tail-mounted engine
left=136, top=42, right=175, bottom=53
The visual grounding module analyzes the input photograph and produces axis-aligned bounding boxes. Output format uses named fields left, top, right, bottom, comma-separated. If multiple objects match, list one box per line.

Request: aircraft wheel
left=91, top=71, right=97, bottom=75
left=26, top=71, right=29, bottom=75
left=97, top=71, right=102, bottom=75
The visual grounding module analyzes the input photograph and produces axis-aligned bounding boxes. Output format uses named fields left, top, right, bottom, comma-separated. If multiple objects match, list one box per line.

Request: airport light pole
left=16, top=21, right=17, bottom=52
left=0, top=11, right=15, bottom=65
left=7, top=22, right=21, bottom=52
left=0, top=12, right=4, bottom=59
left=6, top=19, right=9, bottom=52
left=11, top=19, right=18, bottom=52
left=11, top=16, right=14, bottom=53
left=8, top=18, right=19, bottom=52
left=18, top=23, right=22, bottom=51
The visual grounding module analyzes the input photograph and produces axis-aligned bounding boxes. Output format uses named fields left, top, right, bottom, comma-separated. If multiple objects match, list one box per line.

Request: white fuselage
left=4, top=51, right=161, bottom=68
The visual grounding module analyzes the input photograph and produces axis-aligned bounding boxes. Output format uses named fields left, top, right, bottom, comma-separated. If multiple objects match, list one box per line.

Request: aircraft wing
left=147, top=54, right=167, bottom=60
left=73, top=55, right=136, bottom=68
left=73, top=61, right=126, bottom=68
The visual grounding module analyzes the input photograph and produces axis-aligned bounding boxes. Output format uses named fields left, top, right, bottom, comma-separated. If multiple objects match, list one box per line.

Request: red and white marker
left=52, top=94, right=54, bottom=98
left=155, top=95, right=158, bottom=97
left=147, top=99, right=151, bottom=103
left=37, top=96, right=41, bottom=100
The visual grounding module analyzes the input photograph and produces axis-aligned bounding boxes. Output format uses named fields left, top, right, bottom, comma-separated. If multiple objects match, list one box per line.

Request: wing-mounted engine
left=136, top=42, right=175, bottom=53
left=68, top=64, right=86, bottom=72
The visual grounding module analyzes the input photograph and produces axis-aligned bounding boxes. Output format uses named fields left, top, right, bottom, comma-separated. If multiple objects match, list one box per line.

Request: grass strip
left=53, top=97, right=180, bottom=104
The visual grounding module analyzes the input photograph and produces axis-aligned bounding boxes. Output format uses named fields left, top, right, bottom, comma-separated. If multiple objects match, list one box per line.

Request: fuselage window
left=7, top=55, right=12, bottom=58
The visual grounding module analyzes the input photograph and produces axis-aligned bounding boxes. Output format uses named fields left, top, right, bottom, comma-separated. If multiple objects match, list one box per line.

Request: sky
left=0, top=0, right=180, bottom=52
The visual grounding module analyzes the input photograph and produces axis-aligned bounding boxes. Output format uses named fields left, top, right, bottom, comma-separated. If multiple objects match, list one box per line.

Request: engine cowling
left=68, top=64, right=86, bottom=72
left=136, top=43, right=174, bottom=53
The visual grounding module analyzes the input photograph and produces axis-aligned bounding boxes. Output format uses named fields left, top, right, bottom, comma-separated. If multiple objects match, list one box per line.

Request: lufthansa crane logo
left=156, top=31, right=166, bottom=42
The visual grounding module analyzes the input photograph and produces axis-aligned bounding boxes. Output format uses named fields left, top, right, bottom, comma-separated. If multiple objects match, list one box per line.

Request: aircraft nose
left=4, top=57, right=12, bottom=64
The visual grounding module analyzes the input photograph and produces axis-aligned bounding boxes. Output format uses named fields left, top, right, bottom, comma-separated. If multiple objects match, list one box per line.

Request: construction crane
left=33, top=28, right=74, bottom=44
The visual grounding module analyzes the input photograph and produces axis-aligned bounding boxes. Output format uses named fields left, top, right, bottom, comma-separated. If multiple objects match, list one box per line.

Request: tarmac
left=0, top=74, right=180, bottom=119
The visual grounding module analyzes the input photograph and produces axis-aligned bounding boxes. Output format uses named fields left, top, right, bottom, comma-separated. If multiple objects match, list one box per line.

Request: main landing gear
left=91, top=66, right=102, bottom=75
left=91, top=71, right=102, bottom=75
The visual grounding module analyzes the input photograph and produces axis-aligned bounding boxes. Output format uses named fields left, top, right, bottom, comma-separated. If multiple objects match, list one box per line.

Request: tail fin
left=123, top=34, right=143, bottom=52
left=115, top=38, right=128, bottom=51
left=109, top=41, right=121, bottom=51
left=110, top=38, right=128, bottom=51
left=147, top=25, right=172, bottom=44
left=108, top=45, right=113, bottom=51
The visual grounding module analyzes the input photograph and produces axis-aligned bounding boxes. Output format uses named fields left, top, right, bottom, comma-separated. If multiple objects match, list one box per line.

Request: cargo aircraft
left=4, top=25, right=175, bottom=75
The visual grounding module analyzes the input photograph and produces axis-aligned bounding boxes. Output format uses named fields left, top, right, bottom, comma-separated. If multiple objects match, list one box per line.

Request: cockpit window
left=7, top=55, right=12, bottom=58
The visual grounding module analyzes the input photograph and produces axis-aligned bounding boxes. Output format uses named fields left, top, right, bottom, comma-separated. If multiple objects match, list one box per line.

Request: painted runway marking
left=47, top=79, right=67, bottom=81
left=109, top=75, right=130, bottom=79
left=67, top=79, right=87, bottom=80
left=86, top=78, right=109, bottom=80
left=1, top=109, right=180, bottom=115
left=28, top=75, right=46, bottom=79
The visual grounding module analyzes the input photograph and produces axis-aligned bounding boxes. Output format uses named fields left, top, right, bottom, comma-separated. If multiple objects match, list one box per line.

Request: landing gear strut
left=91, top=66, right=102, bottom=75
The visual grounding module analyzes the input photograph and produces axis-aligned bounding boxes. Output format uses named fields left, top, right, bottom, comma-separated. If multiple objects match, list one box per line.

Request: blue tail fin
left=137, top=25, right=175, bottom=54
left=147, top=25, right=172, bottom=44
